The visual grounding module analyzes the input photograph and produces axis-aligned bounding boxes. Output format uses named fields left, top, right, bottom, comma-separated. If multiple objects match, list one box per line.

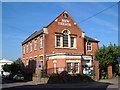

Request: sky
left=2, top=2, right=118, bottom=60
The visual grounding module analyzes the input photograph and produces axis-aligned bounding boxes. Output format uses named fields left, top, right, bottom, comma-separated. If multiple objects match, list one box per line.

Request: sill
left=69, top=48, right=77, bottom=49
left=87, top=50, right=92, bottom=52
left=55, top=47, right=77, bottom=49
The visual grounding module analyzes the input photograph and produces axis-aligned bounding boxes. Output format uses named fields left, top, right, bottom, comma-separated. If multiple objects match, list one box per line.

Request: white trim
left=49, top=56, right=81, bottom=59
left=66, top=60, right=81, bottom=63
left=53, top=63, right=57, bottom=73
left=39, top=54, right=43, bottom=56
left=74, top=62, right=79, bottom=74
left=53, top=60, right=57, bottom=63
left=67, top=62, right=72, bottom=74
left=29, top=57, right=32, bottom=59
left=86, top=42, right=92, bottom=51
left=34, top=56, right=37, bottom=58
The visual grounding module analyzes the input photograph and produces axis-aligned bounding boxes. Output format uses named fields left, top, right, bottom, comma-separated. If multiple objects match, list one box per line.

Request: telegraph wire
left=76, top=2, right=119, bottom=24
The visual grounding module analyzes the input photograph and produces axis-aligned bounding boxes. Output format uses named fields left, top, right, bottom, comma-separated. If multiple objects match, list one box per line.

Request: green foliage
left=2, top=64, right=11, bottom=72
left=2, top=57, right=23, bottom=74
left=95, top=44, right=120, bottom=67
left=47, top=73, right=94, bottom=84
left=95, top=44, right=120, bottom=76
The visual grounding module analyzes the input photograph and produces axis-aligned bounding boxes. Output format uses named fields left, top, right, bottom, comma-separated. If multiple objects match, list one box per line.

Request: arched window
left=63, top=30, right=68, bottom=47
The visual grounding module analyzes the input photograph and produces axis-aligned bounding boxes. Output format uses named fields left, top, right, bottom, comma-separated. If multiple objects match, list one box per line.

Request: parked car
left=13, top=74, right=24, bottom=81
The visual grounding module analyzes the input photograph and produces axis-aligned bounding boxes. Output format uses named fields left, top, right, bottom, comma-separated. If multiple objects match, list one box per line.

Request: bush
left=47, top=73, right=94, bottom=84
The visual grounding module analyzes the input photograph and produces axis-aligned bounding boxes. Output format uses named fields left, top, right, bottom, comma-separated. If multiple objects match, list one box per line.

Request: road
left=1, top=76, right=119, bottom=90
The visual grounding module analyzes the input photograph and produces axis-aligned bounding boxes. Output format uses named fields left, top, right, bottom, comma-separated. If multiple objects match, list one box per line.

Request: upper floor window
left=40, top=37, right=43, bottom=48
left=23, top=46, right=25, bottom=54
left=34, top=39, right=37, bottom=50
left=63, top=30, right=68, bottom=47
left=30, top=41, right=32, bottom=52
left=87, top=42, right=92, bottom=51
left=26, top=59, right=29, bottom=66
left=56, top=35, right=61, bottom=47
left=71, top=37, right=75, bottom=48
left=26, top=44, right=28, bottom=53
left=55, top=29, right=77, bottom=48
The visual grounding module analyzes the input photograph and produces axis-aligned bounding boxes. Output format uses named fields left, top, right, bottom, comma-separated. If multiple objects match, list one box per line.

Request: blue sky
left=2, top=2, right=118, bottom=60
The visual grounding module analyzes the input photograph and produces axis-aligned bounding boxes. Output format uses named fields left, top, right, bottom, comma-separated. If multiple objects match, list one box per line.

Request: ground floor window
left=67, top=63, right=72, bottom=74
left=53, top=63, right=57, bottom=73
left=74, top=63, right=79, bottom=73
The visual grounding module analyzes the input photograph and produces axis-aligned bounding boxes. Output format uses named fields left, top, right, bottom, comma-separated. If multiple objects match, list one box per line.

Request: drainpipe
left=43, top=27, right=48, bottom=76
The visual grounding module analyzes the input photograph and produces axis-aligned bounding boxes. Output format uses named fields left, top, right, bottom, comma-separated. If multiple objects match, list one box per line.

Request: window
left=63, top=13, right=68, bottom=19
left=87, top=42, right=92, bottom=51
left=54, top=63, right=57, bottom=73
left=30, top=42, right=32, bottom=52
left=34, top=39, right=37, bottom=50
left=38, top=56, right=43, bottom=70
left=63, top=30, right=68, bottom=47
left=67, top=63, right=72, bottom=74
left=26, top=59, right=29, bottom=66
left=55, top=29, right=77, bottom=48
left=40, top=37, right=43, bottom=48
left=26, top=44, right=28, bottom=53
left=74, top=63, right=79, bottom=73
left=34, top=57, right=37, bottom=69
left=56, top=35, right=61, bottom=47
left=71, top=37, right=74, bottom=47
left=23, top=46, right=25, bottom=54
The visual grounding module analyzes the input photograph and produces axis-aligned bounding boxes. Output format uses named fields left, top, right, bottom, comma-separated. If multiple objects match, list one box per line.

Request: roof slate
left=85, top=35, right=99, bottom=42
left=22, top=29, right=43, bottom=45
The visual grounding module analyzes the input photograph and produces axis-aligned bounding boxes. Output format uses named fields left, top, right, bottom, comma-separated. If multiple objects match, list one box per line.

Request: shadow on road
left=2, top=81, right=118, bottom=90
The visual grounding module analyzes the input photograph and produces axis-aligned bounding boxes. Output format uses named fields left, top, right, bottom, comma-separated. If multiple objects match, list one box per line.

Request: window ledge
left=87, top=50, right=92, bottom=52
left=55, top=47, right=77, bottom=49
left=69, top=48, right=77, bottom=49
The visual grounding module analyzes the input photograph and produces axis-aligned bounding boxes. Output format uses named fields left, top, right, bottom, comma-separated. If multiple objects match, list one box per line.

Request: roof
left=0, top=58, right=13, bottom=63
left=22, top=29, right=43, bottom=45
left=85, top=36, right=99, bottom=42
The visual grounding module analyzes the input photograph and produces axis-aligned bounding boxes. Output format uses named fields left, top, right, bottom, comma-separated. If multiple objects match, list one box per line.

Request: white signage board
left=82, top=56, right=92, bottom=60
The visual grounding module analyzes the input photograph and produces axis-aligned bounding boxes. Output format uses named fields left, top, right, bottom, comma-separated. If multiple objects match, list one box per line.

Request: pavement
left=1, top=76, right=119, bottom=90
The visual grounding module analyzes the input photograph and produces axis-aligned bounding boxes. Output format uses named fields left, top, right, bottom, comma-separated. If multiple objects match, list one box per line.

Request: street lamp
left=117, top=57, right=120, bottom=75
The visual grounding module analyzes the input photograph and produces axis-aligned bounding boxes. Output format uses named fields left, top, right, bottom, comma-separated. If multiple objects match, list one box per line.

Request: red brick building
left=22, top=11, right=99, bottom=75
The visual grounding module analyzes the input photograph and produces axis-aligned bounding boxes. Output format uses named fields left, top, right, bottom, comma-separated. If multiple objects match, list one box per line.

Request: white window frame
left=34, top=39, right=37, bottom=50
left=67, top=62, right=72, bottom=74
left=87, top=42, right=92, bottom=51
left=53, top=63, right=57, bottom=73
left=30, top=42, right=32, bottom=52
left=23, top=46, right=25, bottom=54
left=74, top=62, right=79, bottom=74
left=38, top=56, right=43, bottom=70
left=26, top=44, right=28, bottom=53
left=56, top=35, right=61, bottom=47
left=40, top=36, right=43, bottom=48
left=26, top=59, right=29, bottom=66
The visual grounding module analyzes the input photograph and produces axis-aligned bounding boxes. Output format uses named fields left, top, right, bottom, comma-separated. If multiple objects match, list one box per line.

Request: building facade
left=22, top=11, right=99, bottom=75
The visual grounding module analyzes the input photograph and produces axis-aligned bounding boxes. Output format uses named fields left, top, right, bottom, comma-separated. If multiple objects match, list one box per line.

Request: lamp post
left=117, top=57, right=120, bottom=75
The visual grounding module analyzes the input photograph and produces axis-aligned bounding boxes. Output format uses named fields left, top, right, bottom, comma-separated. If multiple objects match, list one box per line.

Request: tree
left=2, top=64, right=11, bottom=72
left=95, top=44, right=120, bottom=67
left=95, top=44, right=120, bottom=76
left=2, top=57, right=24, bottom=74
